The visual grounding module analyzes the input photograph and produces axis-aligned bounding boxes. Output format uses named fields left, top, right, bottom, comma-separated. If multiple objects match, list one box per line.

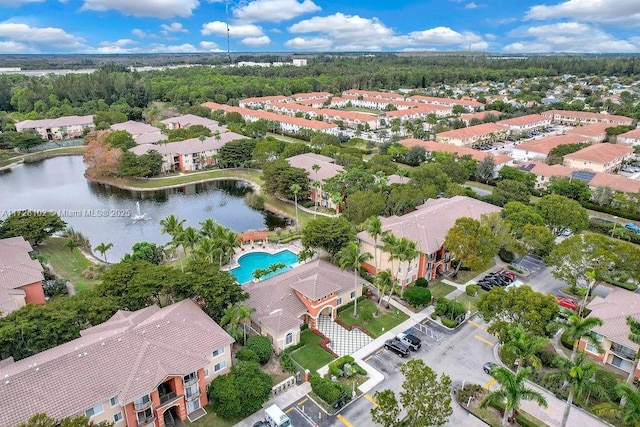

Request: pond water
left=0, top=156, right=288, bottom=260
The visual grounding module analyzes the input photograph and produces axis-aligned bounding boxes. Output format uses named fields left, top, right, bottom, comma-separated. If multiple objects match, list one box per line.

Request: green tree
left=208, top=361, right=273, bottom=418
left=125, top=241, right=164, bottom=265
left=18, top=413, right=113, bottom=427
left=371, top=359, right=452, bottom=427
left=502, top=202, right=545, bottom=238
left=290, top=183, right=301, bottom=227
left=246, top=335, right=273, bottom=364
left=444, top=217, right=497, bottom=276
left=343, top=191, right=386, bottom=225
left=548, top=177, right=592, bottom=201
left=218, top=139, right=257, bottom=168
left=477, top=285, right=559, bottom=341
left=489, top=179, right=531, bottom=206
left=625, top=316, right=640, bottom=385
left=522, top=224, right=556, bottom=256
left=0, top=210, right=66, bottom=246
left=94, top=242, right=113, bottom=262
left=480, top=366, right=547, bottom=427
left=547, top=352, right=606, bottom=427
left=337, top=242, right=372, bottom=317
left=262, top=159, right=309, bottom=200
left=220, top=304, right=255, bottom=344
left=301, top=216, right=355, bottom=258
left=498, top=166, right=536, bottom=190
left=562, top=314, right=604, bottom=361
left=104, top=130, right=135, bottom=150
left=502, top=324, right=548, bottom=373
left=475, top=156, right=496, bottom=183
left=593, top=382, right=640, bottom=427
left=536, top=194, right=589, bottom=236
left=65, top=238, right=79, bottom=262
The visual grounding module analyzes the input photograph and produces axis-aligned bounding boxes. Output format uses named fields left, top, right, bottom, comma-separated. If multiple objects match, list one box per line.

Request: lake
left=0, top=156, right=288, bottom=260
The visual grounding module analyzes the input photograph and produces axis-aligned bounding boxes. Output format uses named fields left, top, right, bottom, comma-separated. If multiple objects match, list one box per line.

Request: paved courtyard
left=317, top=315, right=373, bottom=356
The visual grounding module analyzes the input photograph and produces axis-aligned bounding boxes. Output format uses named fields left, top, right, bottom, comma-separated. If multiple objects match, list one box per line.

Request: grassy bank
left=0, top=146, right=86, bottom=168
left=38, top=237, right=101, bottom=291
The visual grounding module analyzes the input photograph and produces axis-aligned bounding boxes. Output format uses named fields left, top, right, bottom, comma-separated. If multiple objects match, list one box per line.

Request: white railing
left=270, top=376, right=296, bottom=397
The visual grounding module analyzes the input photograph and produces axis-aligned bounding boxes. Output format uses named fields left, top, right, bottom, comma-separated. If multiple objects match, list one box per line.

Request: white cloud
left=131, top=29, right=148, bottom=38
left=504, top=22, right=640, bottom=53
left=287, top=13, right=487, bottom=51
left=0, top=40, right=34, bottom=53
left=233, top=0, right=320, bottom=23
left=147, top=43, right=199, bottom=53
left=161, top=22, right=188, bottom=36
left=80, top=0, right=200, bottom=18
left=465, top=2, right=478, bottom=9
left=199, top=41, right=223, bottom=52
left=526, top=0, right=640, bottom=26
left=241, top=36, right=271, bottom=46
left=98, top=38, right=136, bottom=47
left=201, top=21, right=263, bottom=38
left=284, top=36, right=332, bottom=51
left=0, top=22, right=86, bottom=51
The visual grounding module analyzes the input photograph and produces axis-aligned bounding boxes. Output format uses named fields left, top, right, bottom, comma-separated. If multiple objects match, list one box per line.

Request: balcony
left=611, top=344, right=636, bottom=361
left=133, top=398, right=152, bottom=412
left=158, top=391, right=180, bottom=406
left=136, top=415, right=156, bottom=427
left=183, top=375, right=198, bottom=387
left=185, top=388, right=201, bottom=402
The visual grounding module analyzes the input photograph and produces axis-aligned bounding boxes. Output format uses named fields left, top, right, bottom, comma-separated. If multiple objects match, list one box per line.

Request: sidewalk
left=234, top=382, right=312, bottom=427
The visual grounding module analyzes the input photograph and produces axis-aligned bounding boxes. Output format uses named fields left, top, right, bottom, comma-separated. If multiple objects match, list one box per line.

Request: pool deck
left=224, top=240, right=303, bottom=272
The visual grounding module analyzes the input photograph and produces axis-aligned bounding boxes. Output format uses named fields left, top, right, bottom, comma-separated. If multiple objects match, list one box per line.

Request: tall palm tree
left=395, top=237, right=418, bottom=295
left=94, top=242, right=113, bottom=262
left=159, top=214, right=186, bottom=238
left=374, top=269, right=394, bottom=311
left=337, top=242, right=373, bottom=317
left=382, top=232, right=400, bottom=307
left=593, top=382, right=640, bottom=426
left=547, top=352, right=607, bottom=427
left=626, top=316, right=640, bottom=385
left=179, top=226, right=201, bottom=258
left=502, top=324, right=548, bottom=373
left=196, top=237, right=218, bottom=264
left=312, top=163, right=321, bottom=217
left=480, top=366, right=548, bottom=427
left=290, top=183, right=301, bottom=228
left=199, top=218, right=219, bottom=239
left=65, top=239, right=79, bottom=262
left=366, top=216, right=383, bottom=274
left=563, top=314, right=604, bottom=361
left=221, top=229, right=240, bottom=265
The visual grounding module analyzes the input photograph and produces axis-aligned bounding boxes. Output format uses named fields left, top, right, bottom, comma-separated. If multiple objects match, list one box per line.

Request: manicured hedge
left=404, top=286, right=432, bottom=307
left=310, top=374, right=349, bottom=405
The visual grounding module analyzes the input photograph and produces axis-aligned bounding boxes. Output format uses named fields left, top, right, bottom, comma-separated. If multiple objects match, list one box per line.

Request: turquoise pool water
left=231, top=250, right=298, bottom=285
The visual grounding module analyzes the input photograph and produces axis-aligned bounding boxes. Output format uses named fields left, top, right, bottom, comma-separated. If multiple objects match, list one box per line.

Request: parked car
left=384, top=338, right=410, bottom=358
left=477, top=280, right=497, bottom=291
left=483, top=274, right=510, bottom=287
left=625, top=222, right=640, bottom=235
left=556, top=296, right=578, bottom=311
left=483, top=362, right=498, bottom=374
left=497, top=269, right=516, bottom=281
left=397, top=332, right=422, bottom=351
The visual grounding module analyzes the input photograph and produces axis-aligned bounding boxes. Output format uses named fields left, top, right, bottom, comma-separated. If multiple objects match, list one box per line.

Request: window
left=212, top=346, right=225, bottom=357
left=350, top=291, right=355, bottom=299
left=204, top=368, right=210, bottom=378
left=113, top=412, right=123, bottom=423
left=136, top=408, right=152, bottom=424
left=585, top=333, right=604, bottom=354
left=214, top=360, right=227, bottom=372
left=110, top=396, right=118, bottom=407
left=337, top=297, right=342, bottom=305
left=286, top=332, right=293, bottom=345
left=84, top=403, right=104, bottom=419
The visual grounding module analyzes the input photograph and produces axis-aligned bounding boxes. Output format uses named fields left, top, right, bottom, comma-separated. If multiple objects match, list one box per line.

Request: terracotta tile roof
left=460, top=111, right=500, bottom=123
left=399, top=138, right=512, bottom=165
left=244, top=260, right=355, bottom=334
left=514, top=134, right=589, bottom=155
left=269, top=102, right=317, bottom=113
left=286, top=153, right=343, bottom=181
left=618, top=127, right=640, bottom=141
left=0, top=237, right=43, bottom=316
left=0, top=299, right=233, bottom=426
left=357, top=196, right=501, bottom=255
left=497, top=114, right=550, bottom=127
left=15, top=115, right=94, bottom=130
left=342, top=89, right=404, bottom=100
left=383, top=104, right=451, bottom=118
left=408, top=95, right=484, bottom=108
left=239, top=95, right=290, bottom=105
left=521, top=162, right=574, bottom=178
left=318, top=108, right=378, bottom=122
left=589, top=173, right=640, bottom=193
left=564, top=143, right=633, bottom=163
left=160, top=114, right=227, bottom=132
left=585, top=288, right=640, bottom=350
left=436, top=122, right=506, bottom=140
left=542, top=110, right=633, bottom=124
left=130, top=132, right=245, bottom=157
left=566, top=122, right=611, bottom=138
left=292, top=92, right=333, bottom=100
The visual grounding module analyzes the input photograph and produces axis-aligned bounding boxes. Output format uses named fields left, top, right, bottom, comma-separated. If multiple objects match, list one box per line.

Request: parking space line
left=296, top=397, right=308, bottom=406
left=364, top=355, right=373, bottom=362
left=375, top=349, right=384, bottom=355
left=467, top=320, right=485, bottom=330
left=294, top=407, right=318, bottom=426
left=284, top=407, right=294, bottom=414
left=364, top=393, right=378, bottom=406
left=474, top=335, right=495, bottom=346
left=337, top=414, right=355, bottom=427
left=484, top=379, right=496, bottom=390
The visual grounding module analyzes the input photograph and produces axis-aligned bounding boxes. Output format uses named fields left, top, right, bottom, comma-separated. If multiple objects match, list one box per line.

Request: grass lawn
left=186, top=407, right=242, bottom=427
left=38, top=237, right=101, bottom=291
left=449, top=260, right=495, bottom=285
left=454, top=290, right=485, bottom=314
left=337, top=299, right=409, bottom=337
left=429, top=281, right=456, bottom=300
left=290, top=330, right=335, bottom=372
left=266, top=132, right=311, bottom=144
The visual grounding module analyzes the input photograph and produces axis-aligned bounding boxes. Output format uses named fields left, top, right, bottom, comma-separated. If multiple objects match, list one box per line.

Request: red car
left=556, top=297, right=578, bottom=311
left=497, top=269, right=516, bottom=281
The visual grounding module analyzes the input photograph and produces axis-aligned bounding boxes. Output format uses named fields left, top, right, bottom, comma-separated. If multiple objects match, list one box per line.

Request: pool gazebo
left=240, top=231, right=269, bottom=246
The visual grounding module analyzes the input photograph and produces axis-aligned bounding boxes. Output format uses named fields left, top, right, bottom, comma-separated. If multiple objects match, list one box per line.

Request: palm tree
left=199, top=218, right=219, bottom=239
left=626, top=316, right=640, bottom=385
left=336, top=242, right=373, bottom=317
left=382, top=233, right=400, bottom=307
left=196, top=237, right=218, bottom=264
left=547, top=352, right=606, bottom=427
left=94, top=242, right=113, bottom=262
left=290, top=183, right=301, bottom=228
left=221, top=229, right=240, bottom=265
left=179, top=226, right=201, bottom=258
left=159, top=214, right=186, bottom=238
left=480, top=366, right=547, bottom=427
left=395, top=237, right=418, bottom=295
left=593, top=382, right=640, bottom=426
left=366, top=216, right=383, bottom=274
left=312, top=163, right=321, bottom=217
left=563, top=314, right=604, bottom=361
left=374, top=269, right=394, bottom=311
left=65, top=239, right=79, bottom=262
left=502, top=324, right=548, bottom=373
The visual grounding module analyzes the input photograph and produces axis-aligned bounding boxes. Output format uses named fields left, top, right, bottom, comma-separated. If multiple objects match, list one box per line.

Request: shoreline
left=0, top=146, right=86, bottom=171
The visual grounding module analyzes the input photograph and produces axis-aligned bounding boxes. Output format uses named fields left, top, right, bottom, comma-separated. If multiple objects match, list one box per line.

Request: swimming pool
left=231, top=250, right=298, bottom=285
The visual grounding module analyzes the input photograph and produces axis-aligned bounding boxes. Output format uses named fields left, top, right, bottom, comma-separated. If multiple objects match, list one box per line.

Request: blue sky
left=0, top=0, right=639, bottom=54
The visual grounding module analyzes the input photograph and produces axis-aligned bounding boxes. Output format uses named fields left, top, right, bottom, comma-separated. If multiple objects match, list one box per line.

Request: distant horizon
left=0, top=1, right=639, bottom=55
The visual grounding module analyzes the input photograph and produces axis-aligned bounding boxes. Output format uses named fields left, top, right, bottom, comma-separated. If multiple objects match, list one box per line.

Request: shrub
left=310, top=374, right=348, bottom=405
left=279, top=341, right=305, bottom=373
left=560, top=332, right=575, bottom=351
left=498, top=248, right=515, bottom=263
left=536, top=349, right=557, bottom=368
left=430, top=313, right=438, bottom=320
left=594, top=367, right=621, bottom=402
left=441, top=318, right=458, bottom=328
left=415, top=277, right=429, bottom=288
left=209, top=361, right=273, bottom=419
left=236, top=348, right=259, bottom=363
left=246, top=335, right=273, bottom=364
left=244, top=193, right=265, bottom=209
left=455, top=384, right=483, bottom=405
left=360, top=302, right=375, bottom=323
left=403, top=287, right=432, bottom=307
left=435, top=297, right=466, bottom=321
left=328, top=355, right=356, bottom=376
left=300, top=323, right=309, bottom=331
left=466, top=284, right=480, bottom=296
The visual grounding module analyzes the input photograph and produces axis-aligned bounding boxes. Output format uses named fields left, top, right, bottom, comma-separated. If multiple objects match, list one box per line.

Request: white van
left=264, top=404, right=292, bottom=427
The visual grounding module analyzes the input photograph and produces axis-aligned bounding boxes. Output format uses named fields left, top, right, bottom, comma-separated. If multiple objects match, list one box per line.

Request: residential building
left=357, top=196, right=501, bottom=283
left=292, top=92, right=333, bottom=103
left=563, top=143, right=634, bottom=173
left=318, top=109, right=379, bottom=130
left=129, top=131, right=245, bottom=172
left=15, top=115, right=95, bottom=140
left=566, top=122, right=611, bottom=143
left=460, top=110, right=501, bottom=126
left=111, top=121, right=167, bottom=145
left=342, top=89, right=405, bottom=101
left=244, top=259, right=363, bottom=353
left=160, top=114, right=227, bottom=134
left=435, top=123, right=508, bottom=147
left=239, top=95, right=290, bottom=109
left=383, top=104, right=452, bottom=122
left=0, top=236, right=45, bottom=317
left=579, top=288, right=640, bottom=380
left=286, top=153, right=344, bottom=212
left=541, top=110, right=634, bottom=126
left=408, top=95, right=485, bottom=112
left=510, top=134, right=589, bottom=162
left=0, top=299, right=234, bottom=427
left=518, top=163, right=574, bottom=189
left=618, top=127, right=640, bottom=145
left=497, top=114, right=551, bottom=135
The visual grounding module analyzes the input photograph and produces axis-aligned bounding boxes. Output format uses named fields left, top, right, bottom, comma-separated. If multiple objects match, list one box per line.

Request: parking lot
left=513, top=254, right=544, bottom=274
left=285, top=396, right=329, bottom=426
